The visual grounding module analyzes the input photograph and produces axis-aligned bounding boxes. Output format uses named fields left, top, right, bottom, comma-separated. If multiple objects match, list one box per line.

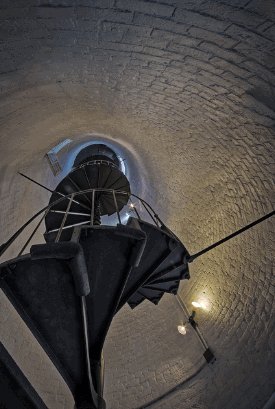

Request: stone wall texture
left=0, top=1, right=274, bottom=409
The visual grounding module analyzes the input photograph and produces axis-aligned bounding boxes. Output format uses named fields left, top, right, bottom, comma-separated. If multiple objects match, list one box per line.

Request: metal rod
left=152, top=212, right=165, bottom=227
left=102, top=167, right=113, bottom=190
left=141, top=200, right=158, bottom=226
left=99, top=353, right=105, bottom=397
left=0, top=206, right=50, bottom=258
left=18, top=172, right=54, bottom=194
left=138, top=197, right=165, bottom=227
left=18, top=172, right=90, bottom=211
left=0, top=189, right=115, bottom=257
left=17, top=212, right=48, bottom=256
left=80, top=296, right=99, bottom=407
left=0, top=191, right=80, bottom=257
left=0, top=188, right=102, bottom=257
left=188, top=210, right=275, bottom=262
left=129, top=196, right=141, bottom=220
left=55, top=194, right=74, bottom=242
left=67, top=175, right=91, bottom=205
left=0, top=188, right=154, bottom=258
left=90, top=190, right=95, bottom=226
left=112, top=190, right=122, bottom=224
left=50, top=210, right=90, bottom=216
left=48, top=220, right=89, bottom=233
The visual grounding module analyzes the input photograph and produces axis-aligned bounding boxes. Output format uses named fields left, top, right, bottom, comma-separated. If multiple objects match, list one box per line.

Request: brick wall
left=0, top=1, right=274, bottom=408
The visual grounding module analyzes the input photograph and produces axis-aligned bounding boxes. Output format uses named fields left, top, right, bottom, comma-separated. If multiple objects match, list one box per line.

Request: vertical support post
left=112, top=190, right=122, bottom=224
left=90, top=190, right=95, bottom=226
left=55, top=194, right=74, bottom=242
left=129, top=196, right=141, bottom=220
left=80, top=296, right=99, bottom=408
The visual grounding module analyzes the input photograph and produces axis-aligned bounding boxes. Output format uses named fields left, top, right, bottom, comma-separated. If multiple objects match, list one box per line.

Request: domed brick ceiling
left=0, top=1, right=274, bottom=409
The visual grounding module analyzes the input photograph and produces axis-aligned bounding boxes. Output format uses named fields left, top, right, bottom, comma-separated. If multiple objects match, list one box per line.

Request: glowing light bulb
left=177, top=325, right=187, bottom=335
left=191, top=301, right=202, bottom=308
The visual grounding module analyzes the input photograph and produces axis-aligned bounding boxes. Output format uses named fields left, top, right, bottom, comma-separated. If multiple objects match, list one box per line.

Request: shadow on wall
left=246, top=83, right=275, bottom=127
left=245, top=0, right=275, bottom=19
left=244, top=65, right=275, bottom=128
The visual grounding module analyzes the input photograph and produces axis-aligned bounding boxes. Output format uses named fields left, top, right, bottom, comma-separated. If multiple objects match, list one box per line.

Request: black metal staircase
left=45, top=162, right=130, bottom=241
left=0, top=220, right=189, bottom=409
left=0, top=144, right=190, bottom=409
left=2, top=143, right=271, bottom=408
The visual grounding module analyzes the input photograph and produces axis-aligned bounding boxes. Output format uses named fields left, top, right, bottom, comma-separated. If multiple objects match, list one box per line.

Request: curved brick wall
left=0, top=1, right=274, bottom=409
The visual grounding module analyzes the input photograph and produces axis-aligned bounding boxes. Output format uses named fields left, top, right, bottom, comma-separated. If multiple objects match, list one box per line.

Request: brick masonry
left=0, top=1, right=274, bottom=408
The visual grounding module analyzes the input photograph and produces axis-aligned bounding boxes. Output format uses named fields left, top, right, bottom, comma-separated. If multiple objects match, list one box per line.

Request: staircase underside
left=45, top=161, right=131, bottom=242
left=0, top=217, right=189, bottom=408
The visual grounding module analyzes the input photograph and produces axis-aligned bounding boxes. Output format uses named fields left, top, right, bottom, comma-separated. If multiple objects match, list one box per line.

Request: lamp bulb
left=177, top=325, right=187, bottom=335
left=191, top=301, right=202, bottom=308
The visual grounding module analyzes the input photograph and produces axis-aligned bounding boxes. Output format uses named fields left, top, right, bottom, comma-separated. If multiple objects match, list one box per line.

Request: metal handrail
left=72, top=159, right=118, bottom=173
left=55, top=193, right=75, bottom=242
left=0, top=188, right=164, bottom=259
left=112, top=190, right=122, bottom=224
left=2, top=187, right=272, bottom=263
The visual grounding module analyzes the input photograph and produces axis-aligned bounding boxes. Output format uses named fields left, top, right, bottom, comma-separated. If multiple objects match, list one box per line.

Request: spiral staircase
left=1, top=143, right=274, bottom=409
left=0, top=144, right=190, bottom=409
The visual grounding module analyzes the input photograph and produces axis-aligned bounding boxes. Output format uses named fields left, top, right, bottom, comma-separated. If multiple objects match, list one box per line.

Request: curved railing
left=0, top=189, right=171, bottom=260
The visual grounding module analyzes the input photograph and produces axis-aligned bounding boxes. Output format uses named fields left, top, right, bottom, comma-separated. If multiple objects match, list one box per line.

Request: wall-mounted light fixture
left=177, top=310, right=197, bottom=335
left=176, top=297, right=216, bottom=364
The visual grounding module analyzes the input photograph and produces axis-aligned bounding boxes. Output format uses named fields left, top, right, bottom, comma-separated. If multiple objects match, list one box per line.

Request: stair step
left=79, top=225, right=146, bottom=359
left=127, top=292, right=146, bottom=309
left=99, top=192, right=114, bottom=216
left=147, top=246, right=186, bottom=282
left=104, top=173, right=126, bottom=191
left=1, top=256, right=85, bottom=399
left=148, top=264, right=190, bottom=284
left=67, top=171, right=92, bottom=205
left=0, top=224, right=146, bottom=406
left=97, top=164, right=113, bottom=189
left=137, top=288, right=164, bottom=305
left=122, top=218, right=189, bottom=309
left=83, top=164, right=100, bottom=189
left=99, top=191, right=127, bottom=216
left=143, top=280, right=179, bottom=294
left=120, top=218, right=175, bottom=309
